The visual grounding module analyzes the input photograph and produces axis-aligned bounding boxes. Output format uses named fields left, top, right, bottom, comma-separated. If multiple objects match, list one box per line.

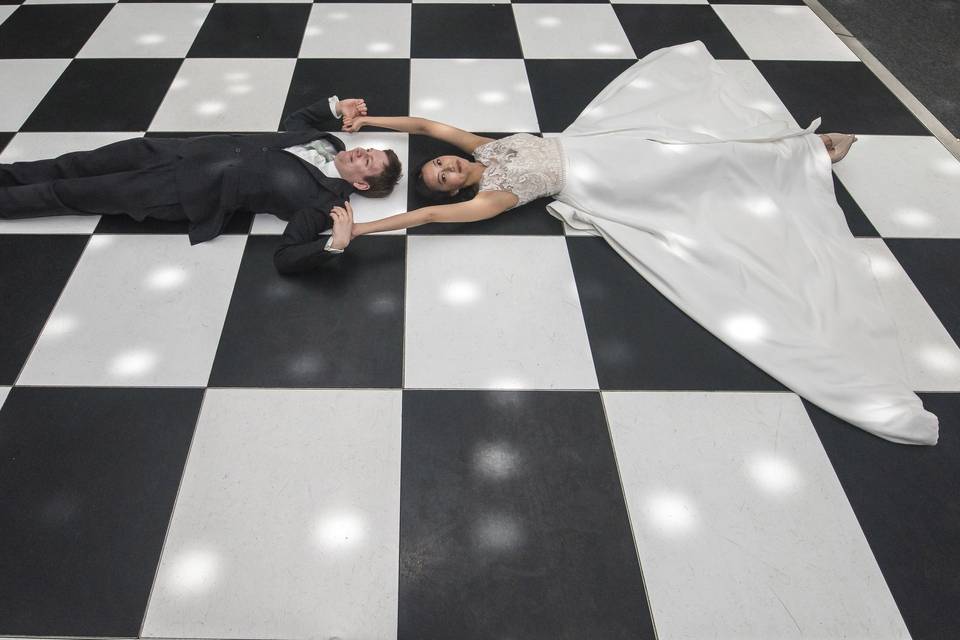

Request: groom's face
left=335, top=147, right=390, bottom=189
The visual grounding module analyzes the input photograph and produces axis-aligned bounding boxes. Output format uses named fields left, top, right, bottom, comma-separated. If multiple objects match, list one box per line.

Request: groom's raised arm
left=281, top=95, right=342, bottom=132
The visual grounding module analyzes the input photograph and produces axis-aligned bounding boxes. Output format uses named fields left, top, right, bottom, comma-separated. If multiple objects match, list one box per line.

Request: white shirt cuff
left=323, top=236, right=344, bottom=254
left=328, top=95, right=341, bottom=120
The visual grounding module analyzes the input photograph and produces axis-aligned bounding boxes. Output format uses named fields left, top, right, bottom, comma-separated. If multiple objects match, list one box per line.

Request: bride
left=340, top=41, right=938, bottom=446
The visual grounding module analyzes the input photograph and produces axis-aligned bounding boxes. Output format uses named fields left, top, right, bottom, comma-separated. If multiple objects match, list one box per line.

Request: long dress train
left=547, top=41, right=939, bottom=445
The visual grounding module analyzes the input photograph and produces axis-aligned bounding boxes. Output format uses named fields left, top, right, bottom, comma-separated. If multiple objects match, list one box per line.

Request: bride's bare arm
left=352, top=191, right=516, bottom=236
left=344, top=116, right=493, bottom=154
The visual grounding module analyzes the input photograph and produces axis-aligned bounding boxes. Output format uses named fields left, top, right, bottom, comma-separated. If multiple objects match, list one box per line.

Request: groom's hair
left=361, top=149, right=403, bottom=198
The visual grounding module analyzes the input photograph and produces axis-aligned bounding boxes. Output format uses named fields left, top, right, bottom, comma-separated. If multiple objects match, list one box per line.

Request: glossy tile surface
left=833, top=135, right=960, bottom=238
left=568, top=237, right=784, bottom=390
left=399, top=390, right=654, bottom=640
left=142, top=388, right=402, bottom=640
left=301, top=3, right=411, bottom=58
left=1, top=2, right=958, bottom=638
left=756, top=60, right=928, bottom=135
left=77, top=3, right=212, bottom=59
left=411, top=4, right=522, bottom=59
left=513, top=4, right=636, bottom=59
left=807, top=393, right=960, bottom=640
left=887, top=239, right=960, bottom=347
left=187, top=3, right=311, bottom=58
left=209, top=235, right=405, bottom=388
left=19, top=235, right=244, bottom=386
left=856, top=239, right=960, bottom=391
left=0, top=386, right=201, bottom=637
left=410, top=58, right=539, bottom=132
left=149, top=58, right=296, bottom=132
left=404, top=236, right=597, bottom=390
left=612, top=4, right=747, bottom=59
left=604, top=391, right=912, bottom=640
left=0, top=235, right=88, bottom=384
left=713, top=4, right=859, bottom=61
left=0, top=59, right=71, bottom=131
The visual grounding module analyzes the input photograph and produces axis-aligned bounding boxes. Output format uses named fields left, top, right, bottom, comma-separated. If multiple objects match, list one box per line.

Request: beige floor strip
left=805, top=0, right=960, bottom=162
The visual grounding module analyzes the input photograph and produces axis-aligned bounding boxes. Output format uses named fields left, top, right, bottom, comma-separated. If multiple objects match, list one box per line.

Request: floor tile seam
left=10, top=233, right=94, bottom=387
left=596, top=390, right=662, bottom=640
left=802, top=0, right=960, bottom=160
left=137, top=386, right=209, bottom=640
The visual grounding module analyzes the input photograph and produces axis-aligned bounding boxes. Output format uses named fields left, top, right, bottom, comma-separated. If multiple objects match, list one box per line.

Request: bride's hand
left=341, top=115, right=368, bottom=133
left=338, top=98, right=367, bottom=121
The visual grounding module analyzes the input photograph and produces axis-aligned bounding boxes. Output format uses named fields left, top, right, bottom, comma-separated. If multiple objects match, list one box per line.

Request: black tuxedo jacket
left=175, top=98, right=356, bottom=273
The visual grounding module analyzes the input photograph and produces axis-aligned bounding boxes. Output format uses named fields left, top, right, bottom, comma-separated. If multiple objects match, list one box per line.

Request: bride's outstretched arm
left=352, top=193, right=513, bottom=236
left=343, top=116, right=493, bottom=154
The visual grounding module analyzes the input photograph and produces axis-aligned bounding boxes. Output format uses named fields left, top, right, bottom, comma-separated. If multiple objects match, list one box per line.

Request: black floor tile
left=0, top=386, right=202, bottom=637
left=567, top=237, right=785, bottom=390
left=20, top=59, right=182, bottom=132
left=406, top=133, right=563, bottom=235
left=525, top=59, right=636, bottom=133
left=833, top=173, right=880, bottom=237
left=399, top=389, right=655, bottom=640
left=804, top=392, right=960, bottom=640
left=0, top=235, right=88, bottom=385
left=0, top=133, right=15, bottom=153
left=209, top=235, right=405, bottom=388
left=756, top=61, right=928, bottom=135
left=411, top=5, right=523, bottom=59
left=0, top=5, right=111, bottom=58
left=613, top=5, right=748, bottom=60
left=283, top=59, right=410, bottom=131
left=886, top=239, right=960, bottom=346
left=187, top=3, right=312, bottom=58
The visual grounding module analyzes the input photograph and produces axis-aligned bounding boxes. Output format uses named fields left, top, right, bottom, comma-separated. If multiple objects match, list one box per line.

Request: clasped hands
left=339, top=97, right=369, bottom=133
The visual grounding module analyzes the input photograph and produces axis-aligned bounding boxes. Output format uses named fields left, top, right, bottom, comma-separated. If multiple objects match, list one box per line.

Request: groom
left=0, top=96, right=402, bottom=273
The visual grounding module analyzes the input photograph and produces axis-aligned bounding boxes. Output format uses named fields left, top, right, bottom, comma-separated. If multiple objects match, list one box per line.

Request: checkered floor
left=1, top=0, right=958, bottom=638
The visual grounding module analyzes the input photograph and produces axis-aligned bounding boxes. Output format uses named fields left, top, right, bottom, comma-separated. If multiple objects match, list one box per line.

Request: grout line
left=803, top=0, right=960, bottom=161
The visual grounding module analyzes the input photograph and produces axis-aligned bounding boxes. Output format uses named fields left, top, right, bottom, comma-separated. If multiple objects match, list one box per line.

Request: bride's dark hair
left=414, top=157, right=478, bottom=204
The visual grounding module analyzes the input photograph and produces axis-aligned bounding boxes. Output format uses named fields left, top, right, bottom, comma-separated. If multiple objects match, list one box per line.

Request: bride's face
left=422, top=155, right=468, bottom=194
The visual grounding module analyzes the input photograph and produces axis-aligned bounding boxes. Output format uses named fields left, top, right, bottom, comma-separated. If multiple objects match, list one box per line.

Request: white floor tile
left=0, top=132, right=145, bottom=234
left=77, top=3, right=212, bottom=59
left=410, top=59, right=540, bottom=133
left=18, top=235, right=244, bottom=386
left=834, top=135, right=960, bottom=238
left=713, top=5, right=859, bottom=61
left=0, top=6, right=15, bottom=24
left=513, top=4, right=635, bottom=59
left=413, top=0, right=509, bottom=3
left=611, top=0, right=706, bottom=3
left=149, top=58, right=296, bottom=132
left=716, top=59, right=801, bottom=129
left=404, top=236, right=598, bottom=389
left=301, top=4, right=411, bottom=58
left=0, top=387, right=8, bottom=410
left=857, top=238, right=960, bottom=391
left=0, top=59, right=71, bottom=131
left=604, top=391, right=911, bottom=640
left=141, top=388, right=402, bottom=640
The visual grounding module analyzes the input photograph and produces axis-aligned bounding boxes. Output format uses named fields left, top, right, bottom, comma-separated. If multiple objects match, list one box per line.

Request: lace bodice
left=473, top=134, right=566, bottom=207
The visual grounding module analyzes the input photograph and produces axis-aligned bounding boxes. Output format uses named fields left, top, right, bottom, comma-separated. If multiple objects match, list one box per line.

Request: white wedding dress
left=473, top=41, right=938, bottom=445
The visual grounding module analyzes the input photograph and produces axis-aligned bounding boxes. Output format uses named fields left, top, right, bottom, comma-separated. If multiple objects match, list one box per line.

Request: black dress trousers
left=0, top=137, right=186, bottom=221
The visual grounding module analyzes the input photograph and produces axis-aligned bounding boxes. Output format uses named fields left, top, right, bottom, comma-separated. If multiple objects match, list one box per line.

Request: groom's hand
left=329, top=202, right=354, bottom=250
left=338, top=98, right=368, bottom=121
